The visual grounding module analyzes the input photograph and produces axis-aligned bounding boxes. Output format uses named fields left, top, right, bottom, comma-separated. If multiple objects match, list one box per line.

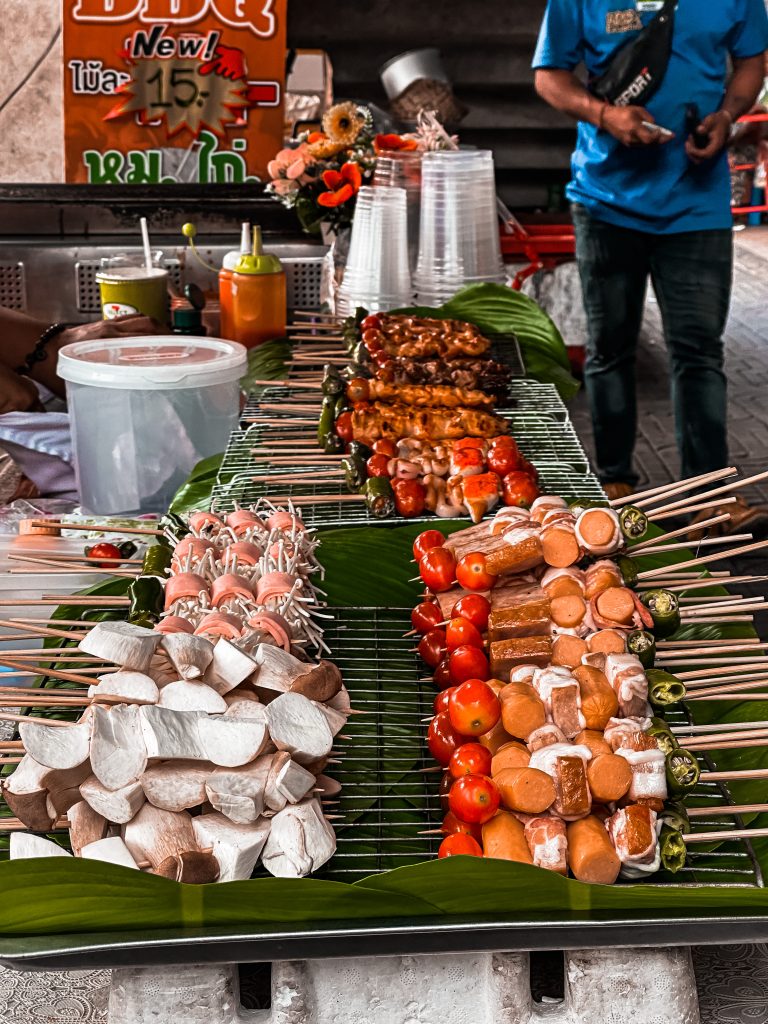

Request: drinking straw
left=140, top=216, right=153, bottom=271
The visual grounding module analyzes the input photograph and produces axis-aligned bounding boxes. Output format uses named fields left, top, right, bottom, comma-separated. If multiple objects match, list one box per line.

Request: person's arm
left=686, top=54, right=766, bottom=163
left=534, top=68, right=671, bottom=147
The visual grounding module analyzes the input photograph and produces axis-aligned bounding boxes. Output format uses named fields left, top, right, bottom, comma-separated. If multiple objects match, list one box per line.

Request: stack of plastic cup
left=373, top=152, right=422, bottom=273
left=337, top=186, right=412, bottom=315
left=413, top=150, right=506, bottom=306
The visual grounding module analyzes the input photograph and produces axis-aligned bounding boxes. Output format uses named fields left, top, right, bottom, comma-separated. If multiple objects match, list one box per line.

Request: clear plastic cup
left=413, top=150, right=505, bottom=304
left=337, top=186, right=413, bottom=315
left=373, top=153, right=422, bottom=273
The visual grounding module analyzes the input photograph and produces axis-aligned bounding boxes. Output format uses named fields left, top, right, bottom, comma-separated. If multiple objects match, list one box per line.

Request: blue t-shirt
left=533, top=0, right=768, bottom=233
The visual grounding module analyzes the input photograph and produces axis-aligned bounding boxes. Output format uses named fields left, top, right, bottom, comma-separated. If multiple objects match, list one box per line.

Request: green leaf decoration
left=398, top=283, right=580, bottom=399
left=168, top=453, right=224, bottom=516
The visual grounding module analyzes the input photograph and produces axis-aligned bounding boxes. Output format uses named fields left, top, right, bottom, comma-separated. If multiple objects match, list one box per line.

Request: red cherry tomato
left=434, top=686, right=457, bottom=714
left=419, top=548, right=457, bottom=593
left=487, top=443, right=522, bottom=476
left=85, top=541, right=124, bottom=568
left=366, top=453, right=391, bottom=478
left=448, top=774, right=500, bottom=825
left=439, top=768, right=454, bottom=811
left=413, top=529, right=445, bottom=563
left=438, top=833, right=483, bottom=858
left=519, top=458, right=539, bottom=483
left=489, top=434, right=516, bottom=448
left=501, top=471, right=540, bottom=508
left=448, top=679, right=501, bottom=736
left=453, top=593, right=491, bottom=632
left=373, top=350, right=393, bottom=369
left=428, top=712, right=469, bottom=766
left=335, top=412, right=354, bottom=443
left=361, top=314, right=382, bottom=332
left=411, top=601, right=442, bottom=634
left=448, top=645, right=490, bottom=685
left=433, top=658, right=453, bottom=690
left=440, top=811, right=483, bottom=842
left=445, top=616, right=484, bottom=652
left=455, top=552, right=497, bottom=592
left=418, top=628, right=447, bottom=669
left=449, top=742, right=493, bottom=779
left=393, top=479, right=426, bottom=518
left=372, top=438, right=397, bottom=458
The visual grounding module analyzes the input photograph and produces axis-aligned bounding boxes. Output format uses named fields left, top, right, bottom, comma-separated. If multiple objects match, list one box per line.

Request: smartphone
left=641, top=121, right=674, bottom=138
left=685, top=103, right=709, bottom=149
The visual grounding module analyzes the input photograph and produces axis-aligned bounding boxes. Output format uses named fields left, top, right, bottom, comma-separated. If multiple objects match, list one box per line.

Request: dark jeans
left=572, top=203, right=732, bottom=485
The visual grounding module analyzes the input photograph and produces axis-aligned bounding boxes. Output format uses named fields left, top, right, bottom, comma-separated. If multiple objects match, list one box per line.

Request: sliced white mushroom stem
left=192, top=813, right=271, bottom=882
left=141, top=761, right=215, bottom=812
left=266, top=693, right=334, bottom=765
left=158, top=680, right=227, bottom=715
left=80, top=621, right=162, bottom=673
left=122, top=804, right=200, bottom=870
left=90, top=671, right=160, bottom=706
left=81, top=836, right=141, bottom=870
left=10, top=833, right=72, bottom=859
left=204, top=639, right=259, bottom=696
left=68, top=800, right=108, bottom=855
left=261, top=798, right=336, bottom=878
left=80, top=775, right=145, bottom=824
left=205, top=757, right=272, bottom=824
left=90, top=704, right=149, bottom=791
left=160, top=633, right=214, bottom=681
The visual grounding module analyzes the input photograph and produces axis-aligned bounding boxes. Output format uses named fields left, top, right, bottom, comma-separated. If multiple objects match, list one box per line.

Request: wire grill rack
left=320, top=607, right=764, bottom=887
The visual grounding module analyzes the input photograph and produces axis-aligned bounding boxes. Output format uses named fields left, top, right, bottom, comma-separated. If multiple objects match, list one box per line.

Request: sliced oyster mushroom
left=80, top=775, right=145, bottom=824
left=192, top=813, right=271, bottom=882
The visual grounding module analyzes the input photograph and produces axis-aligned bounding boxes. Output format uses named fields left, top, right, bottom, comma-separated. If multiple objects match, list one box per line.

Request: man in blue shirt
left=533, top=0, right=768, bottom=505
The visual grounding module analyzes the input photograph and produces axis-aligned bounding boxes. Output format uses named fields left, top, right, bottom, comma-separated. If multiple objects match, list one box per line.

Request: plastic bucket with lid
left=58, top=336, right=247, bottom=515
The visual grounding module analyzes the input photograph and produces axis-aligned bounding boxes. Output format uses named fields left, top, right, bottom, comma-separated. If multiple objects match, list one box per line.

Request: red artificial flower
left=318, top=161, right=363, bottom=207
left=374, top=133, right=419, bottom=154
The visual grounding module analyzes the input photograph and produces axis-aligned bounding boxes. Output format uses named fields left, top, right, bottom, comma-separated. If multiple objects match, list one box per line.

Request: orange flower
left=318, top=162, right=363, bottom=208
left=374, top=133, right=420, bottom=154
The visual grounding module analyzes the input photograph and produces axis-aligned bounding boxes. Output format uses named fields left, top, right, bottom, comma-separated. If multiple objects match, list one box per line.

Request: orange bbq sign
left=62, top=0, right=287, bottom=183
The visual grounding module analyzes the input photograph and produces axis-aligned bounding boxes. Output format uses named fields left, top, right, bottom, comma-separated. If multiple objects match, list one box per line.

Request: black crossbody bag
left=591, top=0, right=677, bottom=107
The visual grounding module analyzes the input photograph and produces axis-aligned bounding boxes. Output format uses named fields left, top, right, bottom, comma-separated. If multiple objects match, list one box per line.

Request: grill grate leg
left=105, top=949, right=700, bottom=1024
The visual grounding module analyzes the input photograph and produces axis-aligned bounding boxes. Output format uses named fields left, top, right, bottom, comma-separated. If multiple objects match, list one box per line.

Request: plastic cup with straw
left=95, top=217, right=169, bottom=324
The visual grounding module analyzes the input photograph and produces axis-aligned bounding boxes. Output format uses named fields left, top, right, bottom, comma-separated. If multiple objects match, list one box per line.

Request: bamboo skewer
left=686, top=694, right=768, bottom=701
left=676, top=663, right=768, bottom=680
left=683, top=828, right=768, bottom=843
left=639, top=575, right=768, bottom=594
left=682, top=726, right=768, bottom=745
left=609, top=468, right=738, bottom=509
left=671, top=720, right=768, bottom=735
left=684, top=677, right=768, bottom=698
left=649, top=496, right=739, bottom=522
left=636, top=539, right=768, bottom=580
left=646, top=469, right=768, bottom=517
left=0, top=598, right=129, bottom=608
left=267, top=494, right=366, bottom=505
left=634, top=534, right=753, bottom=557
left=659, top=638, right=757, bottom=648
left=251, top=472, right=341, bottom=485
left=630, top=514, right=733, bottom=550
left=0, top=620, right=88, bottom=641
left=657, top=642, right=768, bottom=660
left=701, top=768, right=768, bottom=782
left=27, top=520, right=163, bottom=537
left=687, top=804, right=768, bottom=817
left=9, top=567, right=137, bottom=578
left=8, top=553, right=143, bottom=566
left=0, top=658, right=98, bottom=686
left=0, top=712, right=71, bottom=727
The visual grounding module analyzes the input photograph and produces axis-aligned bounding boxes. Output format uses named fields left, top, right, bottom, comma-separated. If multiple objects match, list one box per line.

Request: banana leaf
left=398, top=283, right=580, bottom=400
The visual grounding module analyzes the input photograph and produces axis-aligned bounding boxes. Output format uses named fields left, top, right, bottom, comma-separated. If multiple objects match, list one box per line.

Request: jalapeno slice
left=334, top=395, right=351, bottom=419
left=141, top=544, right=173, bottom=580
left=321, top=365, right=345, bottom=398
left=568, top=498, right=609, bottom=517
left=317, top=395, right=336, bottom=445
left=659, top=825, right=688, bottom=874
left=660, top=801, right=691, bottom=835
left=128, top=575, right=164, bottom=625
left=322, top=432, right=346, bottom=455
left=627, top=629, right=656, bottom=669
left=647, top=717, right=680, bottom=755
left=362, top=477, right=395, bottom=519
left=666, top=748, right=701, bottom=793
left=347, top=440, right=373, bottom=462
left=341, top=454, right=367, bottom=492
left=616, top=555, right=639, bottom=589
left=641, top=589, right=681, bottom=639
left=619, top=504, right=649, bottom=542
left=646, top=668, right=686, bottom=709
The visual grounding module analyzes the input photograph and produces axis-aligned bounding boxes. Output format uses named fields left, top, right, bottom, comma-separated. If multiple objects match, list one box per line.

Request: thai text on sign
left=62, top=0, right=287, bottom=183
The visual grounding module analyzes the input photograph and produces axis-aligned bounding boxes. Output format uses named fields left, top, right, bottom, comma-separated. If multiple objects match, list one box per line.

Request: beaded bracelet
left=15, top=323, right=72, bottom=377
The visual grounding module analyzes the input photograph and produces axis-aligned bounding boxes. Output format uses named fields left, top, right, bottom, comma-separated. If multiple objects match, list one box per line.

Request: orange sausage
left=587, top=754, right=633, bottom=803
left=482, top=810, right=534, bottom=864
left=573, top=665, right=618, bottom=731
left=544, top=575, right=584, bottom=599
left=567, top=815, right=621, bottom=884
left=495, top=767, right=556, bottom=814
left=588, top=630, right=627, bottom=655
left=575, top=729, right=613, bottom=758
left=478, top=718, right=517, bottom=756
left=578, top=508, right=618, bottom=548
left=491, top=742, right=531, bottom=775
left=541, top=525, right=582, bottom=569
left=500, top=682, right=547, bottom=741
left=550, top=594, right=587, bottom=629
left=584, top=564, right=622, bottom=600
left=595, top=587, right=636, bottom=626
left=552, top=634, right=589, bottom=669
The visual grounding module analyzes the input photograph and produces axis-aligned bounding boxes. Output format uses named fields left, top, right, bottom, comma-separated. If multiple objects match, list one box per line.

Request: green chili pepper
left=660, top=801, right=691, bottom=835
left=346, top=361, right=369, bottom=378
left=341, top=454, right=366, bottom=492
left=318, top=395, right=336, bottom=445
left=647, top=669, right=686, bottom=709
left=627, top=629, right=656, bottom=668
left=322, top=432, right=346, bottom=455
left=666, top=748, right=700, bottom=794
left=334, top=395, right=351, bottom=419
left=321, top=366, right=344, bottom=398
left=616, top=555, right=639, bottom=589
left=647, top=717, right=680, bottom=755
left=619, top=504, right=649, bottom=542
left=118, top=541, right=138, bottom=559
left=128, top=576, right=164, bottom=625
left=568, top=498, right=609, bottom=516
left=362, top=477, right=395, bottom=519
left=141, top=544, right=172, bottom=580
left=351, top=342, right=372, bottom=367
left=348, top=440, right=373, bottom=461
left=658, top=825, right=688, bottom=874
left=641, top=588, right=681, bottom=639
left=160, top=511, right=187, bottom=542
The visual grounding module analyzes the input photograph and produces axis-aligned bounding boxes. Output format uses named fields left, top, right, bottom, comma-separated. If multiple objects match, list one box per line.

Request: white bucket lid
left=57, top=336, right=248, bottom=390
